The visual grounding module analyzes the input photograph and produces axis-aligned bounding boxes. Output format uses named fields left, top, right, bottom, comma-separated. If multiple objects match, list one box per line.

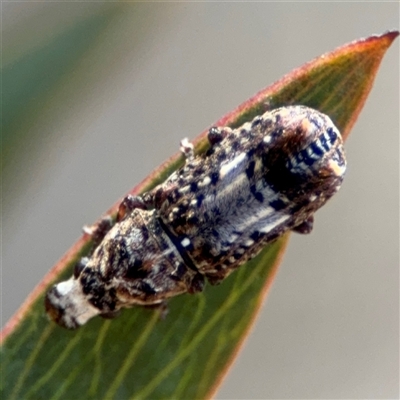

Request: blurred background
left=2, top=3, right=399, bottom=399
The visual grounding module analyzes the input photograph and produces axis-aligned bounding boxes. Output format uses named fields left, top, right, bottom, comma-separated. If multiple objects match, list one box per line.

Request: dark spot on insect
left=211, top=172, right=219, bottom=185
left=187, top=215, right=199, bottom=225
left=91, top=291, right=106, bottom=310
left=171, top=192, right=181, bottom=202
left=211, top=229, right=219, bottom=238
left=247, top=148, right=255, bottom=158
left=216, top=150, right=227, bottom=163
left=188, top=273, right=205, bottom=294
left=261, top=117, right=273, bottom=130
left=211, top=207, right=221, bottom=218
left=231, top=140, right=240, bottom=152
left=327, top=127, right=337, bottom=143
left=295, top=151, right=303, bottom=163
left=118, top=245, right=129, bottom=261
left=81, top=272, right=106, bottom=304
left=250, top=185, right=264, bottom=202
left=208, top=127, right=223, bottom=145
left=310, top=116, right=322, bottom=129
left=140, top=226, right=149, bottom=242
left=268, top=232, right=281, bottom=242
left=197, top=194, right=204, bottom=207
left=264, top=159, right=306, bottom=194
left=255, top=192, right=264, bottom=203
left=250, top=231, right=263, bottom=241
left=271, top=127, right=283, bottom=138
left=320, top=134, right=330, bottom=151
left=246, top=161, right=256, bottom=179
left=301, top=149, right=315, bottom=166
left=107, top=251, right=117, bottom=272
left=334, top=148, right=345, bottom=166
left=74, top=258, right=87, bottom=278
left=170, top=215, right=187, bottom=229
left=270, top=198, right=286, bottom=211
left=171, top=263, right=187, bottom=280
left=251, top=116, right=262, bottom=128
left=218, top=249, right=229, bottom=259
left=140, top=281, right=156, bottom=295
left=125, top=259, right=147, bottom=280
left=190, top=181, right=198, bottom=193
left=81, top=276, right=96, bottom=295
left=227, top=131, right=236, bottom=141
left=200, top=242, right=214, bottom=258
left=196, top=165, right=206, bottom=175
left=311, top=142, right=324, bottom=157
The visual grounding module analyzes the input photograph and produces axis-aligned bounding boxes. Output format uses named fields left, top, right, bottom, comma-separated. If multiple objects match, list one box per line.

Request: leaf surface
left=1, top=31, right=398, bottom=400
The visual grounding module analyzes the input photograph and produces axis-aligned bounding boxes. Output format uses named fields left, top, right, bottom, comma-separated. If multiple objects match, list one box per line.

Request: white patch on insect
left=228, top=233, right=240, bottom=243
left=179, top=137, right=194, bottom=157
left=259, top=214, right=290, bottom=233
left=181, top=238, right=191, bottom=247
left=314, top=141, right=325, bottom=155
left=215, top=173, right=247, bottom=202
left=306, top=146, right=319, bottom=160
left=179, top=185, right=191, bottom=194
left=224, top=146, right=232, bottom=154
left=263, top=135, right=272, bottom=144
left=56, top=280, right=74, bottom=296
left=329, top=158, right=346, bottom=177
left=255, top=179, right=264, bottom=192
left=219, top=152, right=247, bottom=179
left=75, top=302, right=101, bottom=326
left=236, top=205, right=276, bottom=233
left=162, top=247, right=174, bottom=257
left=198, top=176, right=211, bottom=187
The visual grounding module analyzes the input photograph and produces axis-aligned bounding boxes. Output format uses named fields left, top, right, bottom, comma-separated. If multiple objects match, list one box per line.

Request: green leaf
left=1, top=5, right=122, bottom=165
left=1, top=31, right=398, bottom=400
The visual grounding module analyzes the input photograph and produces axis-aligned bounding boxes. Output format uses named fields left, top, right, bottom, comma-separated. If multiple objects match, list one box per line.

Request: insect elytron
left=45, top=105, right=346, bottom=329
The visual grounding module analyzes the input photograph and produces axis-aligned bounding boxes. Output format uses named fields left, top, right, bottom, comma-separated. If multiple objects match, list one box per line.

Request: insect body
left=45, top=106, right=346, bottom=329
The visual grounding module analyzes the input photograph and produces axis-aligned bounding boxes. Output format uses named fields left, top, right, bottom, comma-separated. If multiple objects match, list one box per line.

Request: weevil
left=45, top=106, right=346, bottom=329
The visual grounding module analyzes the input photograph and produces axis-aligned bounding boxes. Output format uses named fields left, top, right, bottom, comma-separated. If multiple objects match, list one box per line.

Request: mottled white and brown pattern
left=45, top=106, right=346, bottom=329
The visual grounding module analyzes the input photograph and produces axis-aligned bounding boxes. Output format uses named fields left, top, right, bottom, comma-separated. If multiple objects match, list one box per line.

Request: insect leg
left=187, top=273, right=205, bottom=294
left=292, top=215, right=314, bottom=234
left=180, top=138, right=194, bottom=162
left=83, top=216, right=114, bottom=250
left=207, top=126, right=231, bottom=146
left=117, top=194, right=154, bottom=221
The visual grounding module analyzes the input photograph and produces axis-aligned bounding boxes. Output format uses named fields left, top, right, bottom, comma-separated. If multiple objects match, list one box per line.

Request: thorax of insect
left=45, top=105, right=346, bottom=329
